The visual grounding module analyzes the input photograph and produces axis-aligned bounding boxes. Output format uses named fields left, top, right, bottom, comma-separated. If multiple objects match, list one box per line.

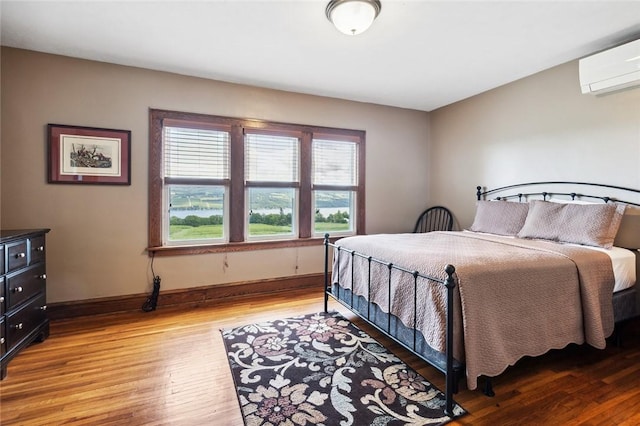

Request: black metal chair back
left=413, top=206, right=454, bottom=233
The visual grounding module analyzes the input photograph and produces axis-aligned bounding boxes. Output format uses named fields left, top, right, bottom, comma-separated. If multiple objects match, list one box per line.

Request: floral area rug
left=221, top=311, right=466, bottom=425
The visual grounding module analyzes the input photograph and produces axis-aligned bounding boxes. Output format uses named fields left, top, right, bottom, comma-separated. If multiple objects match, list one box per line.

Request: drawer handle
left=40, top=305, right=48, bottom=311
left=13, top=286, right=24, bottom=293
left=12, top=323, right=23, bottom=330
left=0, top=296, right=4, bottom=303
left=34, top=246, right=45, bottom=252
left=15, top=252, right=26, bottom=259
left=0, top=337, right=4, bottom=345
left=39, top=274, right=47, bottom=280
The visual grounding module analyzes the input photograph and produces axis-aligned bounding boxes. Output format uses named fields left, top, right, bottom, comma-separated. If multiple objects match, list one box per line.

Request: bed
left=323, top=182, right=640, bottom=416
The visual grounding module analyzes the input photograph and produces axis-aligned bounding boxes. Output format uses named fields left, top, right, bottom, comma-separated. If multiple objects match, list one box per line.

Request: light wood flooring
left=1, top=288, right=639, bottom=425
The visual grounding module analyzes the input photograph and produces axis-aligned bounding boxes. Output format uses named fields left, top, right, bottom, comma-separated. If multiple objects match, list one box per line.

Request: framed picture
left=48, top=124, right=131, bottom=185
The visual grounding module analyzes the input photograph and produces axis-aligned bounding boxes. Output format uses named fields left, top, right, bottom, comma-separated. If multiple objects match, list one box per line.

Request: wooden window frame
left=148, top=109, right=366, bottom=256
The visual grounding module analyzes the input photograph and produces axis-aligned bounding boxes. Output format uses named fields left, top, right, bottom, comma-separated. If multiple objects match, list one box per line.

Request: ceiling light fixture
left=326, top=0, right=382, bottom=36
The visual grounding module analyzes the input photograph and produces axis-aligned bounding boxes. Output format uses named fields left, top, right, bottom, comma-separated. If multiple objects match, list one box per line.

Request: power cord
left=142, top=276, right=161, bottom=312
left=142, top=252, right=161, bottom=312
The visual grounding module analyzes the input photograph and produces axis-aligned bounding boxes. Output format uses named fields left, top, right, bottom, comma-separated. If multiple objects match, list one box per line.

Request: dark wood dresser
left=1, top=229, right=50, bottom=380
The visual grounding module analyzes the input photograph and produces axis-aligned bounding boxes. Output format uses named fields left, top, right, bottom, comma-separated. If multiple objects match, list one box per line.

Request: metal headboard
left=477, top=181, right=640, bottom=207
left=476, top=181, right=640, bottom=249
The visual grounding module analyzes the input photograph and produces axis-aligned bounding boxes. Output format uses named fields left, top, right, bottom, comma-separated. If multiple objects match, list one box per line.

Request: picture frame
left=48, top=124, right=131, bottom=185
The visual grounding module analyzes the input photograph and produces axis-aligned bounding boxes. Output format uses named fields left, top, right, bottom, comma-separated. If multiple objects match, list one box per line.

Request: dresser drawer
left=7, top=241, right=28, bottom=273
left=30, top=236, right=46, bottom=265
left=0, top=318, right=5, bottom=357
left=0, top=276, right=5, bottom=315
left=6, top=265, right=46, bottom=311
left=0, top=245, right=5, bottom=275
left=6, top=293, right=47, bottom=351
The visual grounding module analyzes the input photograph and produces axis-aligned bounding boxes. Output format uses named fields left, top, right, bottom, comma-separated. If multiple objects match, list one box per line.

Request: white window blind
left=312, top=139, right=357, bottom=186
left=245, top=133, right=299, bottom=183
left=164, top=126, right=230, bottom=179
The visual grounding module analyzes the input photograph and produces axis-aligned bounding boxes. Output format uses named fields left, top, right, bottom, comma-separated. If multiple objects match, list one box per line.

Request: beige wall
left=0, top=48, right=430, bottom=303
left=8, top=48, right=636, bottom=305
left=430, top=60, right=640, bottom=228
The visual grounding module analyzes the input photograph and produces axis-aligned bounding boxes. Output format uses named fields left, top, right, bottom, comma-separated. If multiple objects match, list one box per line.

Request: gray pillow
left=614, top=207, right=640, bottom=249
left=517, top=200, right=626, bottom=249
left=469, top=200, right=529, bottom=236
left=517, top=200, right=565, bottom=241
left=557, top=203, right=626, bottom=249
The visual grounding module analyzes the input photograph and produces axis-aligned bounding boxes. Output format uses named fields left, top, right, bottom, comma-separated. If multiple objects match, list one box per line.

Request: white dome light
left=326, top=0, right=382, bottom=36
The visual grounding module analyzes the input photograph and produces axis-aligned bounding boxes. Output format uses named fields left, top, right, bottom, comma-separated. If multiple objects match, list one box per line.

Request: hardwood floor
left=1, top=288, right=639, bottom=425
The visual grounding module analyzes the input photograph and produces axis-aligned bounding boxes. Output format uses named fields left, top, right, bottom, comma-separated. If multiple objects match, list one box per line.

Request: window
left=312, top=138, right=358, bottom=237
left=245, top=132, right=299, bottom=240
left=163, top=125, right=230, bottom=244
left=148, top=109, right=365, bottom=255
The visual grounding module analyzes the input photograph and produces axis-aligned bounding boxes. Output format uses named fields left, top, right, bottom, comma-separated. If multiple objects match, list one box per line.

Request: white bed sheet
left=581, top=245, right=636, bottom=293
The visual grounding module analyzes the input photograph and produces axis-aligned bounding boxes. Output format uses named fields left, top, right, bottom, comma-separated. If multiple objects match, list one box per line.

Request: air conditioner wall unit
left=579, top=38, right=640, bottom=95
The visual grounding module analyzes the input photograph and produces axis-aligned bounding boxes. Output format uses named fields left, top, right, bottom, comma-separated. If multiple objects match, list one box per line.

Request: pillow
left=517, top=200, right=565, bottom=240
left=606, top=203, right=626, bottom=245
left=557, top=202, right=626, bottom=249
left=614, top=207, right=640, bottom=249
left=468, top=200, right=529, bottom=236
left=517, top=200, right=626, bottom=248
left=548, top=199, right=626, bottom=248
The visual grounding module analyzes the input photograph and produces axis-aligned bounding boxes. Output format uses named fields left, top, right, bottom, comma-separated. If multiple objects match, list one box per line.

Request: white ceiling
left=2, top=1, right=640, bottom=112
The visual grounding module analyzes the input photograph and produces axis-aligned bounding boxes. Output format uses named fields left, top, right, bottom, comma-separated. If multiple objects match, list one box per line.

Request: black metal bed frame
left=477, top=181, right=640, bottom=206
left=323, top=181, right=640, bottom=417
left=323, top=235, right=460, bottom=416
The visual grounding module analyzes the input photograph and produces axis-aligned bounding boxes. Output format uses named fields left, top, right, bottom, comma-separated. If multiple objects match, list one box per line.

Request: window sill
left=147, top=236, right=342, bottom=257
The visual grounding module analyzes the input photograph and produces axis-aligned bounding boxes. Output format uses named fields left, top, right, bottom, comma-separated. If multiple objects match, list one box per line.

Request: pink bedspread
left=332, top=231, right=615, bottom=390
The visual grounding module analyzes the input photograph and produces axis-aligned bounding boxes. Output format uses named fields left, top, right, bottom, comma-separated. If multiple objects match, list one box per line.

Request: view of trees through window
left=168, top=187, right=351, bottom=240
left=168, top=185, right=225, bottom=241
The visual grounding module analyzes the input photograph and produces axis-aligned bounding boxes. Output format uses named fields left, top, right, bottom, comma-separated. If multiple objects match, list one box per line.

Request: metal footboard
left=323, top=234, right=460, bottom=417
